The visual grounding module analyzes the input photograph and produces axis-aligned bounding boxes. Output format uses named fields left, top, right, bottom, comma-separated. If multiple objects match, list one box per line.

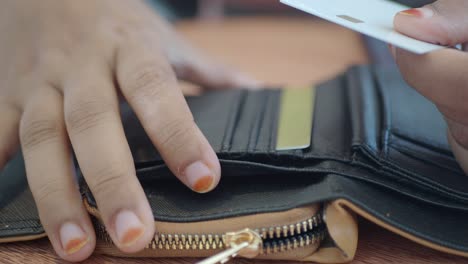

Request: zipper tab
left=196, top=229, right=262, bottom=264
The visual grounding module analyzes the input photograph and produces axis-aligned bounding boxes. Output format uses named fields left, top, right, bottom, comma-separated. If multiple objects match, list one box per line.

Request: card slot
left=384, top=146, right=468, bottom=200
left=298, top=75, right=352, bottom=160
left=251, top=89, right=281, bottom=153
left=372, top=66, right=456, bottom=162
left=245, top=90, right=271, bottom=152
left=218, top=90, right=248, bottom=152
left=346, top=66, right=382, bottom=154
left=227, top=90, right=270, bottom=154
left=371, top=66, right=468, bottom=195
left=345, top=65, right=468, bottom=197
left=260, top=75, right=353, bottom=161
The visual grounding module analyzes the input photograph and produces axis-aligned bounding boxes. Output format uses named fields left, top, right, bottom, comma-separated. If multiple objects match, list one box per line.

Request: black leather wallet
left=1, top=65, right=467, bottom=262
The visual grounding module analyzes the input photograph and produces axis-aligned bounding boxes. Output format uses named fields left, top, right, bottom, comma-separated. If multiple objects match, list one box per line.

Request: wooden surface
left=177, top=16, right=368, bottom=87
left=1, top=16, right=467, bottom=264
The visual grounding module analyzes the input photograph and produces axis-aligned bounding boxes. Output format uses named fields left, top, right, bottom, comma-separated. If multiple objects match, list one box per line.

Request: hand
left=0, top=0, right=258, bottom=261
left=392, top=0, right=468, bottom=174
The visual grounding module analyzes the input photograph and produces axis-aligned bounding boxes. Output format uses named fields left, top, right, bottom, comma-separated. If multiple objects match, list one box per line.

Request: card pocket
left=224, top=89, right=275, bottom=154
left=127, top=75, right=360, bottom=181
left=347, top=65, right=468, bottom=202
left=123, top=89, right=246, bottom=166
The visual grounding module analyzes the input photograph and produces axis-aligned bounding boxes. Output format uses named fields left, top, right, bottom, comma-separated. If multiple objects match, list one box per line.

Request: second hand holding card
left=281, top=0, right=444, bottom=54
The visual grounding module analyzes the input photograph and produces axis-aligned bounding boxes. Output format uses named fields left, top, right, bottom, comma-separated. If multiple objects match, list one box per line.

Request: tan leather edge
left=0, top=233, right=47, bottom=243
left=335, top=198, right=468, bottom=258
left=305, top=247, right=354, bottom=263
left=304, top=200, right=358, bottom=263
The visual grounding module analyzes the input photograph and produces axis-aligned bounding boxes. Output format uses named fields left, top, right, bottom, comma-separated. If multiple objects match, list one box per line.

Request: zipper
left=94, top=211, right=326, bottom=260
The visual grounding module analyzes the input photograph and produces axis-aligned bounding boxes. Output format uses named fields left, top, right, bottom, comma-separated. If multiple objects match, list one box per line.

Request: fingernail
left=184, top=161, right=215, bottom=193
left=115, top=210, right=145, bottom=247
left=60, top=222, right=89, bottom=255
left=399, top=7, right=433, bottom=18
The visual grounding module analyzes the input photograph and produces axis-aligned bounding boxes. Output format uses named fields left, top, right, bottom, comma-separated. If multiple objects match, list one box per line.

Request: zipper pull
left=196, top=228, right=262, bottom=264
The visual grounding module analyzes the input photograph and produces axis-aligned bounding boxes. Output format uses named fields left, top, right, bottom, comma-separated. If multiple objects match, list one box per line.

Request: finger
left=19, top=87, right=95, bottom=262
left=394, top=48, right=468, bottom=113
left=116, top=36, right=221, bottom=193
left=63, top=61, right=154, bottom=253
left=445, top=116, right=468, bottom=149
left=394, top=0, right=468, bottom=46
left=173, top=56, right=262, bottom=90
left=0, top=103, right=21, bottom=168
left=448, top=130, right=468, bottom=174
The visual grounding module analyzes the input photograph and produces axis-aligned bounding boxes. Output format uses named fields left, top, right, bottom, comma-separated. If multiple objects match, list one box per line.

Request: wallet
left=0, top=65, right=467, bottom=263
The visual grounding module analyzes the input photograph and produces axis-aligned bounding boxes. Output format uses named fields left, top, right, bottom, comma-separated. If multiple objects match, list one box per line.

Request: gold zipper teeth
left=260, top=229, right=326, bottom=255
left=146, top=229, right=326, bottom=254
left=143, top=213, right=324, bottom=252
left=95, top=213, right=325, bottom=253
left=260, top=213, right=322, bottom=240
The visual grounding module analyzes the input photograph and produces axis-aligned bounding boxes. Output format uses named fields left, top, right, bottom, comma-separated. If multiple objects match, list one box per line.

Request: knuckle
left=453, top=133, right=468, bottom=150
left=20, top=117, right=62, bottom=153
left=157, top=117, right=197, bottom=153
left=450, top=124, right=468, bottom=149
left=428, top=4, right=460, bottom=46
left=109, top=23, right=133, bottom=41
left=39, top=49, right=69, bottom=68
left=435, top=24, right=458, bottom=46
left=33, top=178, right=68, bottom=207
left=66, top=99, right=115, bottom=135
left=87, top=163, right=130, bottom=198
left=124, top=63, right=174, bottom=102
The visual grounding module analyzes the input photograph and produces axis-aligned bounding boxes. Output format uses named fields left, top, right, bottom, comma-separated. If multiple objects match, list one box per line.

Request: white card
left=281, top=0, right=444, bottom=54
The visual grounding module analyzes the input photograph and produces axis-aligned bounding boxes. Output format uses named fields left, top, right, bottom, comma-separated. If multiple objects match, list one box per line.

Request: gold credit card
left=275, top=87, right=315, bottom=151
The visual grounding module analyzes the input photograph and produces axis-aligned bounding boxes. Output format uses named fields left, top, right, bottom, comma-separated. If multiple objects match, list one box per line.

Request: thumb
left=394, top=0, right=468, bottom=46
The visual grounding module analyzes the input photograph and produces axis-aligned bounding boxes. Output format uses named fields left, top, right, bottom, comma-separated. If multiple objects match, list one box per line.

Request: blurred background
left=146, top=0, right=434, bottom=87
left=151, top=0, right=433, bottom=20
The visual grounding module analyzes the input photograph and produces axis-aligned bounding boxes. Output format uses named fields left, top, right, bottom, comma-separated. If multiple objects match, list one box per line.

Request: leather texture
left=0, top=152, right=42, bottom=241
left=1, top=65, right=467, bottom=256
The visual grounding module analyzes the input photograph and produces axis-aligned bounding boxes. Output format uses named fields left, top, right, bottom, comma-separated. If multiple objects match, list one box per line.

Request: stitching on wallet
left=224, top=90, right=248, bottom=152
left=268, top=93, right=279, bottom=153
left=0, top=219, right=40, bottom=223
left=369, top=67, right=391, bottom=159
left=244, top=93, right=258, bottom=153
left=220, top=91, right=241, bottom=152
left=248, top=90, right=268, bottom=152
left=392, top=140, right=461, bottom=174
left=385, top=146, right=468, bottom=201
left=254, top=93, right=275, bottom=154
left=1, top=226, right=42, bottom=232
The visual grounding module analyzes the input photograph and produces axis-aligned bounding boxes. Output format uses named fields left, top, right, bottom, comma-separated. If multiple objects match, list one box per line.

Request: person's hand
left=0, top=0, right=258, bottom=261
left=392, top=0, right=468, bottom=174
